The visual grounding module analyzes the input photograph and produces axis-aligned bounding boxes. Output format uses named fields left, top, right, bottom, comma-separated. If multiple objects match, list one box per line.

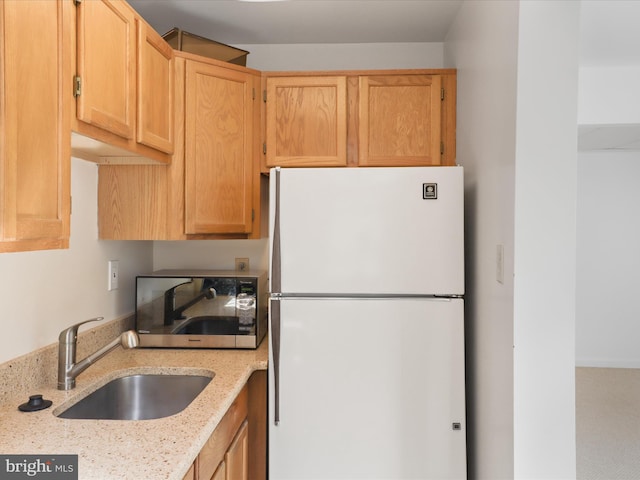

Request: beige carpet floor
left=576, top=367, right=640, bottom=480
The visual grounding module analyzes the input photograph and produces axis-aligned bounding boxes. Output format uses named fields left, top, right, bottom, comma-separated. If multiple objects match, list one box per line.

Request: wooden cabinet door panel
left=266, top=76, right=347, bottom=167
left=0, top=0, right=70, bottom=252
left=182, top=462, right=195, bottom=480
left=136, top=19, right=174, bottom=153
left=76, top=0, right=135, bottom=139
left=210, top=461, right=226, bottom=480
left=359, top=75, right=442, bottom=166
left=225, top=420, right=249, bottom=480
left=184, top=61, right=253, bottom=235
left=197, top=386, right=248, bottom=480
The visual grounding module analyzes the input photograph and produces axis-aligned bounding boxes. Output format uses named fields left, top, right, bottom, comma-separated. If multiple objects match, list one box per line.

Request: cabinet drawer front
left=198, top=386, right=248, bottom=480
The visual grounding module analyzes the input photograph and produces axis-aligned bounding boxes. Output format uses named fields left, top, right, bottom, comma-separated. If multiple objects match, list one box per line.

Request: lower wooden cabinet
left=183, top=370, right=266, bottom=480
left=210, top=461, right=226, bottom=480
left=223, top=421, right=249, bottom=480
left=182, top=463, right=196, bottom=480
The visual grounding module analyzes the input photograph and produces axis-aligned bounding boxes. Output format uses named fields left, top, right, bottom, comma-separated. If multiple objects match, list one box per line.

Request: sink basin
left=57, top=374, right=212, bottom=420
left=172, top=316, right=240, bottom=335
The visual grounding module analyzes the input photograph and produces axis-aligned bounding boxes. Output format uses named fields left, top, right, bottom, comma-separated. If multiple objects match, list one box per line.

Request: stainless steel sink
left=57, top=374, right=212, bottom=420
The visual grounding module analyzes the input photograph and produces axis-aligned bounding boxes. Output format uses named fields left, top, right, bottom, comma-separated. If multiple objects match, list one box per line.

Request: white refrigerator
left=268, top=166, right=466, bottom=480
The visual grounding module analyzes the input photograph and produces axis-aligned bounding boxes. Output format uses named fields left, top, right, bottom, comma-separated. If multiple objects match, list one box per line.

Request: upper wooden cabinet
left=75, top=0, right=135, bottom=140
left=265, top=76, right=347, bottom=167
left=98, top=54, right=265, bottom=240
left=136, top=18, right=174, bottom=153
left=0, top=0, right=72, bottom=253
left=72, top=0, right=173, bottom=163
left=359, top=74, right=441, bottom=166
left=263, top=70, right=456, bottom=169
left=184, top=59, right=254, bottom=235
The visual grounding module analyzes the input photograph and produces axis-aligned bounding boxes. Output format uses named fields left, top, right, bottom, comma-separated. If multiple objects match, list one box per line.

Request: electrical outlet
left=108, top=260, right=119, bottom=291
left=235, top=257, right=249, bottom=272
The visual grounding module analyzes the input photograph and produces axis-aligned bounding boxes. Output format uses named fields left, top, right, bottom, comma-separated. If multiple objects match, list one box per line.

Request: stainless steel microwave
left=135, top=270, right=267, bottom=349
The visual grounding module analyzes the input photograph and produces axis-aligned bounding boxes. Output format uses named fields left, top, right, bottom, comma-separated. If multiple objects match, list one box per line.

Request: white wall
left=578, top=66, right=640, bottom=125
left=575, top=38, right=640, bottom=368
left=0, top=158, right=153, bottom=364
left=234, top=42, right=444, bottom=70
left=576, top=151, right=640, bottom=367
left=445, top=1, right=579, bottom=478
left=153, top=239, right=268, bottom=272
left=444, top=1, right=518, bottom=477
left=512, top=2, right=579, bottom=478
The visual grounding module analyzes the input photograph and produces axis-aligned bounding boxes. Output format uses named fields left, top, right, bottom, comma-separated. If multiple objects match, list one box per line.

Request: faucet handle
left=59, top=317, right=104, bottom=343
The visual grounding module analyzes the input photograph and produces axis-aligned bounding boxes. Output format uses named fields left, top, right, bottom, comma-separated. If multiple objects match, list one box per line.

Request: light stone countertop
left=0, top=340, right=268, bottom=480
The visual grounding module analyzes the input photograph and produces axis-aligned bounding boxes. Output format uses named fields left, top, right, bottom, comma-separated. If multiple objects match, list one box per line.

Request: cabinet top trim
left=263, top=68, right=456, bottom=77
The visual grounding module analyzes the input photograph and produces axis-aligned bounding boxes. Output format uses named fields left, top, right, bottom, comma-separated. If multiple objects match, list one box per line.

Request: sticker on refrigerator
left=423, top=183, right=437, bottom=199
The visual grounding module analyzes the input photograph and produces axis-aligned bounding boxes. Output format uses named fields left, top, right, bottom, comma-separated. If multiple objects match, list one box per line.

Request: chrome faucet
left=57, top=317, right=139, bottom=390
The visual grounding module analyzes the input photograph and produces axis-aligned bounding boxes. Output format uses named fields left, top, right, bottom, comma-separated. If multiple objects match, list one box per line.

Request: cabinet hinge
left=73, top=76, right=82, bottom=97
left=440, top=142, right=445, bottom=155
left=263, top=90, right=267, bottom=103
left=441, top=88, right=445, bottom=101
left=251, top=209, right=255, bottom=221
left=263, top=142, right=267, bottom=155
left=252, top=87, right=256, bottom=100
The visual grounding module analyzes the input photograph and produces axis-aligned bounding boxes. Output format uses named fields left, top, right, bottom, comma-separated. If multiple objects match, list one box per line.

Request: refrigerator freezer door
left=269, top=167, right=464, bottom=296
left=268, top=297, right=467, bottom=480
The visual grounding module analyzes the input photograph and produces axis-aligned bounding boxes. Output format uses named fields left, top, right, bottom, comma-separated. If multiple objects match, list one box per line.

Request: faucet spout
left=58, top=318, right=139, bottom=390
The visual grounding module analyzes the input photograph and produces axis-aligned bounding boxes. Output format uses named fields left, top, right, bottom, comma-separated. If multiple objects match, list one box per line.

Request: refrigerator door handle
left=271, top=297, right=281, bottom=425
left=272, top=167, right=282, bottom=294
left=271, top=167, right=282, bottom=425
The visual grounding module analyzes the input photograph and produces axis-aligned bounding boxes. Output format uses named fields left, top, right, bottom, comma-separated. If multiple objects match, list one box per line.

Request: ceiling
left=127, top=0, right=640, bottom=152
left=127, top=0, right=464, bottom=45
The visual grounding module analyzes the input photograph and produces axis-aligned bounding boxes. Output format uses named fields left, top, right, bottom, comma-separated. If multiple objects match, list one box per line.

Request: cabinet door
left=76, top=0, right=135, bottom=139
left=184, top=61, right=253, bottom=235
left=182, top=462, right=195, bottom=480
left=210, top=461, right=226, bottom=480
left=265, top=76, right=347, bottom=167
left=225, top=421, right=249, bottom=480
left=136, top=18, right=174, bottom=153
left=359, top=75, right=442, bottom=166
left=0, top=0, right=71, bottom=252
